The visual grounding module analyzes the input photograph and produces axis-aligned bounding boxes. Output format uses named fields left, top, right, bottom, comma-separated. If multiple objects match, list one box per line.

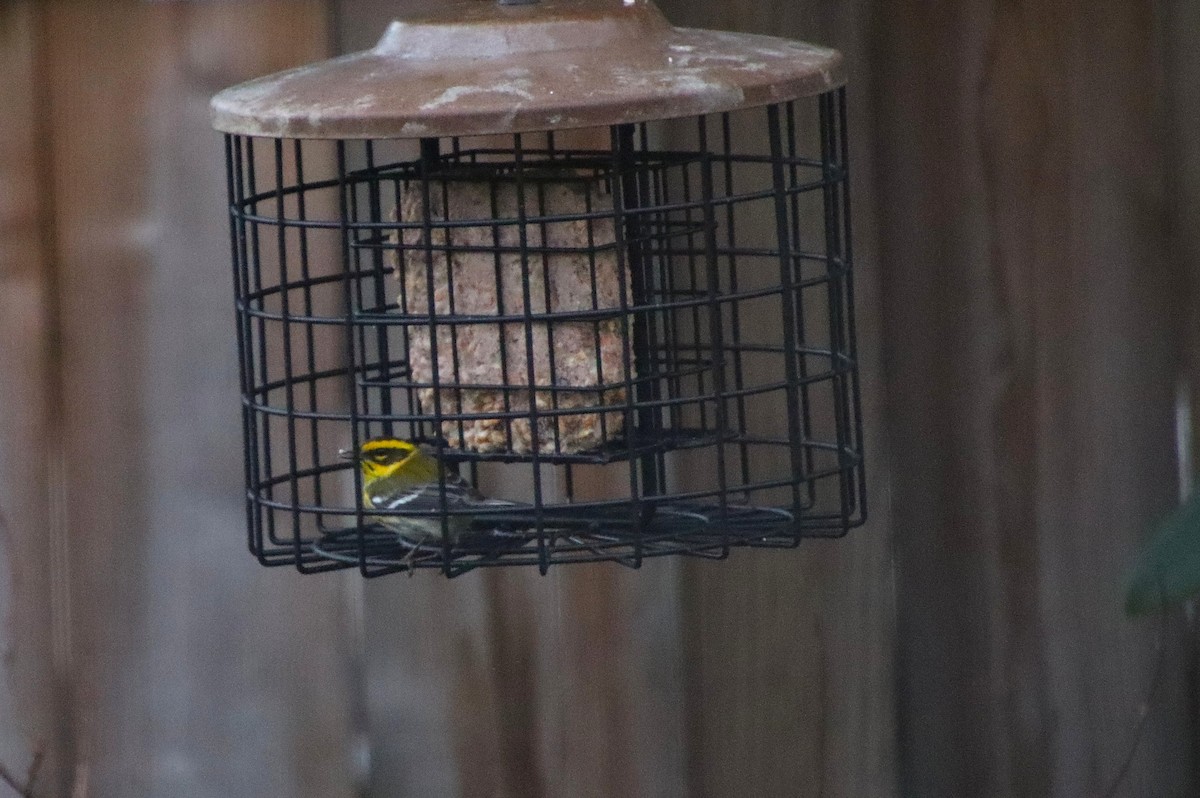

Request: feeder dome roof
left=209, top=0, right=845, bottom=139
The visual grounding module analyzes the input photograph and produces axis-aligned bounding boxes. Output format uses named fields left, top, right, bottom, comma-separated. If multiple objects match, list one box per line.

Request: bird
left=338, top=437, right=514, bottom=555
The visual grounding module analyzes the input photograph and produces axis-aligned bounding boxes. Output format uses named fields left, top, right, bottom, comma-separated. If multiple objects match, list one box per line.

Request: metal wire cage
left=223, top=87, right=865, bottom=577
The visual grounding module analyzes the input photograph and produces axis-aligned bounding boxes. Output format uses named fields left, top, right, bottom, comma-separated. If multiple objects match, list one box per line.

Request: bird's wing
left=368, top=477, right=482, bottom=514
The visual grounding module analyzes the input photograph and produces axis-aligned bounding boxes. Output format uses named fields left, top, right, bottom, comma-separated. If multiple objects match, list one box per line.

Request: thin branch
left=1101, top=582, right=1172, bottom=798
left=0, top=762, right=24, bottom=796
left=25, top=750, right=43, bottom=795
left=0, top=745, right=44, bottom=798
left=0, top=762, right=32, bottom=798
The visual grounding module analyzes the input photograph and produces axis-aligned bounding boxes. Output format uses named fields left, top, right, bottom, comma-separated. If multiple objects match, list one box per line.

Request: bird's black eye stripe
left=361, top=443, right=414, bottom=463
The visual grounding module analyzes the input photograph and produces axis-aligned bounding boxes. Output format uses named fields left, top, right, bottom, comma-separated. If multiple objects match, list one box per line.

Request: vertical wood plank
left=875, top=0, right=1195, bottom=794
left=37, top=1, right=361, bottom=795
left=1164, top=0, right=1200, bottom=494
left=40, top=7, right=174, bottom=790
left=1162, top=0, right=1200, bottom=784
left=0, top=3, right=65, bottom=795
left=147, top=4, right=363, bottom=797
left=657, top=1, right=899, bottom=796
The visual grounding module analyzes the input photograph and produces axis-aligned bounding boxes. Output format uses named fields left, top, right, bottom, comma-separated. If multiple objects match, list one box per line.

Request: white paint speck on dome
left=399, top=121, right=431, bottom=136
left=420, top=80, right=536, bottom=111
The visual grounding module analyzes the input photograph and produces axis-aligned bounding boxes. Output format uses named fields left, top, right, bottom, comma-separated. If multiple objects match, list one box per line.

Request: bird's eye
left=373, top=453, right=389, bottom=463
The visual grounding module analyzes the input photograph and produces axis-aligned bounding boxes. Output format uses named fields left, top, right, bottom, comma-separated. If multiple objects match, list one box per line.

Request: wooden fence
left=0, top=1, right=1195, bottom=795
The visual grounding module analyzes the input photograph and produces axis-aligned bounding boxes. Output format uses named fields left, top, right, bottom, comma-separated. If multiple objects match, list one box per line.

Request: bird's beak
left=337, top=446, right=355, bottom=462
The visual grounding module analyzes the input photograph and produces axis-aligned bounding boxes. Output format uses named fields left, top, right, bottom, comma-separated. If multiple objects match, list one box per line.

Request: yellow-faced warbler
left=338, top=437, right=512, bottom=548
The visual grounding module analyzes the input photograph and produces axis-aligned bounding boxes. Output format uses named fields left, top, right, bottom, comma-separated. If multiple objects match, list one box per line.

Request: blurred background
left=1, top=0, right=1198, bottom=795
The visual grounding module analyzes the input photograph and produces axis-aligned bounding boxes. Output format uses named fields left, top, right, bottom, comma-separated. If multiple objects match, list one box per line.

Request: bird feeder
left=211, top=0, right=866, bottom=577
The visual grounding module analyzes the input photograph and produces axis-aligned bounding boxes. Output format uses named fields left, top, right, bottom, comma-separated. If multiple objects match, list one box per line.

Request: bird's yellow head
left=339, top=438, right=441, bottom=485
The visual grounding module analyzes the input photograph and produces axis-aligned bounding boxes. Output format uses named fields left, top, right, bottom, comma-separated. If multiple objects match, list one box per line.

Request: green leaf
left=1125, top=490, right=1200, bottom=615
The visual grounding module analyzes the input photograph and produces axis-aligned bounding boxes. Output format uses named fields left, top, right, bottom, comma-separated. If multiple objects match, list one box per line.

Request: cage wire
left=226, top=90, right=865, bottom=577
